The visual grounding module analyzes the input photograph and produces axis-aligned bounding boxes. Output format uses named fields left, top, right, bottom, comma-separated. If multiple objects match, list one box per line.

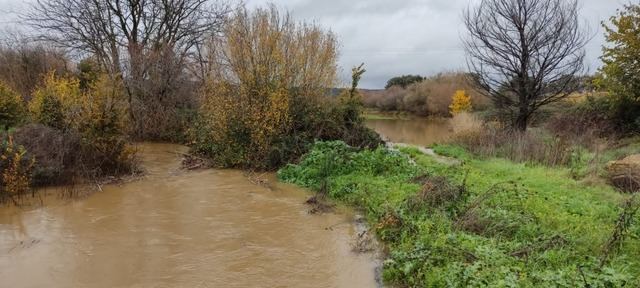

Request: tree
left=0, top=82, right=26, bottom=130
left=27, top=0, right=232, bottom=138
left=599, top=4, right=640, bottom=133
left=385, top=75, right=425, bottom=89
left=464, top=0, right=589, bottom=131
left=0, top=35, right=70, bottom=100
left=449, top=90, right=472, bottom=115
left=197, top=5, right=339, bottom=168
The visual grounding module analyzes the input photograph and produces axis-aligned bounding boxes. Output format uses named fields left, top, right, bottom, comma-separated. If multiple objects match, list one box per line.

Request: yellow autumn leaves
left=0, top=136, right=34, bottom=200
left=198, top=5, right=339, bottom=168
left=449, top=90, right=473, bottom=115
left=28, top=72, right=127, bottom=134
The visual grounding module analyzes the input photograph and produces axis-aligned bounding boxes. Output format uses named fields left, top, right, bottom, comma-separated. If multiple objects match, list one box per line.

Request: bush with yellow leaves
left=21, top=72, right=136, bottom=183
left=28, top=72, right=82, bottom=130
left=0, top=136, right=34, bottom=204
left=194, top=5, right=381, bottom=169
left=77, top=75, right=136, bottom=176
left=449, top=90, right=473, bottom=115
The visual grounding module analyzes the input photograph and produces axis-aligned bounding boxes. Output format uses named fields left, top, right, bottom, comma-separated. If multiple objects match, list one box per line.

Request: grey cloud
left=0, top=0, right=627, bottom=88
left=250, top=0, right=623, bottom=88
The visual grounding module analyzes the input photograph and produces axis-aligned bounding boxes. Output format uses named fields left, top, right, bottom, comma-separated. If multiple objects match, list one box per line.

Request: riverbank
left=278, top=141, right=640, bottom=287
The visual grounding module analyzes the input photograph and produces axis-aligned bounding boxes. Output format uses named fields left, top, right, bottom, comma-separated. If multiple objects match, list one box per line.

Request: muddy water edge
left=0, top=143, right=379, bottom=287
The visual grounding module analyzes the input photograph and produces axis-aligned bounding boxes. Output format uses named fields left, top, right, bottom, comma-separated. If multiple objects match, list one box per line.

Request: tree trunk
left=514, top=111, right=529, bottom=132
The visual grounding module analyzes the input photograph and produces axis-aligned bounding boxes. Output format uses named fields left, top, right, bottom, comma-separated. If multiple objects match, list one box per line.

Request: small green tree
left=0, top=82, right=26, bottom=130
left=77, top=58, right=101, bottom=91
left=599, top=4, right=640, bottom=133
left=341, top=63, right=366, bottom=128
left=385, top=75, right=425, bottom=89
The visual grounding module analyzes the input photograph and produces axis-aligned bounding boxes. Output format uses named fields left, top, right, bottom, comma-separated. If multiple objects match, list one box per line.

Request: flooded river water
left=366, top=117, right=453, bottom=146
left=0, top=143, right=378, bottom=287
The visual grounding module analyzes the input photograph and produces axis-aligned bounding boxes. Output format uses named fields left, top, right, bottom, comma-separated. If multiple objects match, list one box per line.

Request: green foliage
left=385, top=74, right=425, bottom=89
left=77, top=58, right=101, bottom=91
left=279, top=141, right=640, bottom=287
left=599, top=4, right=640, bottom=133
left=0, top=81, right=26, bottom=130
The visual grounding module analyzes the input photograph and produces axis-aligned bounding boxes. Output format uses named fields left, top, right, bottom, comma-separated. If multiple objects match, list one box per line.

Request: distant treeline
left=362, top=72, right=490, bottom=116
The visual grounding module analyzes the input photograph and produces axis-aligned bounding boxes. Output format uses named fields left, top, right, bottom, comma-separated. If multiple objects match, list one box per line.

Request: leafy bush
left=28, top=72, right=81, bottom=130
left=449, top=89, right=473, bottom=115
left=597, top=4, right=640, bottom=134
left=193, top=6, right=381, bottom=170
left=20, top=73, right=137, bottom=185
left=0, top=136, right=34, bottom=204
left=0, top=81, right=26, bottom=130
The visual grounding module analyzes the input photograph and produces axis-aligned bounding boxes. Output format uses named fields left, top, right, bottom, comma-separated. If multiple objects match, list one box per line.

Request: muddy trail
left=0, top=143, right=378, bottom=288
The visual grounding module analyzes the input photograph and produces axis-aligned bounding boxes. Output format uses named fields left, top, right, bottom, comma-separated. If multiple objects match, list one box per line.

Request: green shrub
left=0, top=81, right=26, bottom=130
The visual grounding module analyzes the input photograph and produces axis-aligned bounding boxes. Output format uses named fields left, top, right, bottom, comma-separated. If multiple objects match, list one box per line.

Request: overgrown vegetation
left=362, top=72, right=490, bottom=116
left=279, top=141, right=640, bottom=287
left=0, top=81, right=26, bottom=130
left=192, top=6, right=381, bottom=170
left=0, top=70, right=138, bottom=203
left=598, top=4, right=640, bottom=134
left=0, top=136, right=35, bottom=205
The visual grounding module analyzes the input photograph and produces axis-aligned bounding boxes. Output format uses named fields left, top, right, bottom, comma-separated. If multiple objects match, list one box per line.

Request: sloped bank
left=278, top=141, right=640, bottom=287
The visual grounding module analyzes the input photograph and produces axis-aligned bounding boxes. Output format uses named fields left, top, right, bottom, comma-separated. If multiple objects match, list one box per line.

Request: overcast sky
left=0, top=0, right=627, bottom=88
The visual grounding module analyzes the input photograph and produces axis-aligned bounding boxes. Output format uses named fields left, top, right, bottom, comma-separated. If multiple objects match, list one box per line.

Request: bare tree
left=26, top=0, right=232, bottom=138
left=0, top=32, right=70, bottom=100
left=464, top=0, right=589, bottom=131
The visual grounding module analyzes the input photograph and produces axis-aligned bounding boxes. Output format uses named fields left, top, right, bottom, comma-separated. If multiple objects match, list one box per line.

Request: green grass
left=278, top=141, right=640, bottom=287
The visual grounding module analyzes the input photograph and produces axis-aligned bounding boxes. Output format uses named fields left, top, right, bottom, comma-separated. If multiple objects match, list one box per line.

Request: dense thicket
left=28, top=0, right=231, bottom=140
left=192, top=6, right=381, bottom=170
left=363, top=72, right=489, bottom=116
left=598, top=4, right=640, bottom=134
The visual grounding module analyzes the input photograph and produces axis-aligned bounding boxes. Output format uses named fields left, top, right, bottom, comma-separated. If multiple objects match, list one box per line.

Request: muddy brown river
left=366, top=117, right=453, bottom=146
left=0, top=143, right=378, bottom=287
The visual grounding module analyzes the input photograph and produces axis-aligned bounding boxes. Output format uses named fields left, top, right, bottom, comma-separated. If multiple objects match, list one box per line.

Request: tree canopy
left=385, top=75, right=425, bottom=89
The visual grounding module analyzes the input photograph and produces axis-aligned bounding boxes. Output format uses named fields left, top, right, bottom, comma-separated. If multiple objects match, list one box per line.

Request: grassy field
left=278, top=141, right=640, bottom=287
